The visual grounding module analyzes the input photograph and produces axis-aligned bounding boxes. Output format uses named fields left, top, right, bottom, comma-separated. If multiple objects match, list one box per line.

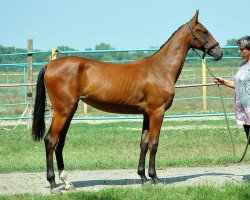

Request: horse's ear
left=190, top=10, right=199, bottom=25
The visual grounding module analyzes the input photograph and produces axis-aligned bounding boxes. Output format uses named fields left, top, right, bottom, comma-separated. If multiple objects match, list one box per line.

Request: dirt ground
left=1, top=164, right=250, bottom=196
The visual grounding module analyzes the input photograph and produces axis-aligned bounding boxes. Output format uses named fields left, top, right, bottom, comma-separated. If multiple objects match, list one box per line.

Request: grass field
left=1, top=118, right=250, bottom=199
left=1, top=119, right=249, bottom=173
left=1, top=184, right=250, bottom=200
left=3, top=118, right=250, bottom=199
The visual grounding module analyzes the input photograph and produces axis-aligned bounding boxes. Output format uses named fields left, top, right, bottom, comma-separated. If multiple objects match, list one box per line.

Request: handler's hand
left=214, top=77, right=225, bottom=85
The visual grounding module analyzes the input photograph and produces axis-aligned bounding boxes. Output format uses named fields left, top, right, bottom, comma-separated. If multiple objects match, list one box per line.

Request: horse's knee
left=140, top=131, right=149, bottom=149
left=44, top=135, right=51, bottom=147
left=149, top=140, right=159, bottom=153
left=44, top=135, right=57, bottom=150
left=140, top=141, right=148, bottom=152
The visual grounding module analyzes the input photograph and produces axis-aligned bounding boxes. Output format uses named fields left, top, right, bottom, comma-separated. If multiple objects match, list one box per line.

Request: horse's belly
left=81, top=99, right=144, bottom=114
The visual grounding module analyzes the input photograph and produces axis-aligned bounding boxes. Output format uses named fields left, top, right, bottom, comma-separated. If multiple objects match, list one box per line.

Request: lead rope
left=204, top=58, right=250, bottom=162
left=237, top=129, right=250, bottom=162
left=192, top=48, right=236, bottom=157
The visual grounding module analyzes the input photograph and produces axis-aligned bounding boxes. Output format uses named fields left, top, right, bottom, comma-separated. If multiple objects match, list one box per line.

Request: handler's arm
left=215, top=77, right=235, bottom=89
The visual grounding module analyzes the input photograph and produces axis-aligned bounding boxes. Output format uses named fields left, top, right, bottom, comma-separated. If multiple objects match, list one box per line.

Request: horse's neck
left=151, top=25, right=191, bottom=83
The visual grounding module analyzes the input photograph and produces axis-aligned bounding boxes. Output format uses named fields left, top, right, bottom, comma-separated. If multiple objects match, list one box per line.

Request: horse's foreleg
left=148, top=110, right=164, bottom=184
left=138, top=115, right=150, bottom=184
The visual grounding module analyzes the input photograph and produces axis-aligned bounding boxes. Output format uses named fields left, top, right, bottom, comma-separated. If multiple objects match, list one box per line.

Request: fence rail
left=0, top=43, right=241, bottom=125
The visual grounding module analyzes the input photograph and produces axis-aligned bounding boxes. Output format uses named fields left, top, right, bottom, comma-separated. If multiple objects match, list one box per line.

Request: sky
left=1, top=0, right=249, bottom=51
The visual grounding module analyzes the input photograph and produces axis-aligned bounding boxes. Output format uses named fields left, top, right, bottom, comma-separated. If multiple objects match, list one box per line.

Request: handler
left=215, top=36, right=250, bottom=142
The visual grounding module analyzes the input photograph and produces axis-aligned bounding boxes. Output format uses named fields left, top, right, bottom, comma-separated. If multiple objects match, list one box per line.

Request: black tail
left=32, top=67, right=46, bottom=141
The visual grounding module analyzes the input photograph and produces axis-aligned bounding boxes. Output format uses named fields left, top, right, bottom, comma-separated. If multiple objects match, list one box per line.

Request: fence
left=0, top=40, right=243, bottom=127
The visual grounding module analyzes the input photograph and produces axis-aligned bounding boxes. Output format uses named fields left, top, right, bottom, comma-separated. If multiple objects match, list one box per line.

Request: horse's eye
left=203, top=30, right=208, bottom=35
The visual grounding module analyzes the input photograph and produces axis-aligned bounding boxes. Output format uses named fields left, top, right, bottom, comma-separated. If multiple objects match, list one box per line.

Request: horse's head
left=187, top=10, right=223, bottom=60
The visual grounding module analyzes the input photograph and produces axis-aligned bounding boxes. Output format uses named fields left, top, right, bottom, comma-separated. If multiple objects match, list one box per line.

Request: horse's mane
left=149, top=25, right=185, bottom=58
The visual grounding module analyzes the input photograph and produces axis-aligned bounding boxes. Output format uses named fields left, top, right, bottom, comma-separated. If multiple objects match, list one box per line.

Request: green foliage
left=0, top=45, right=51, bottom=64
left=57, top=45, right=77, bottom=51
left=226, top=38, right=238, bottom=46
left=0, top=40, right=240, bottom=65
left=223, top=38, right=239, bottom=58
left=1, top=180, right=250, bottom=199
left=95, top=43, right=114, bottom=50
left=0, top=45, right=27, bottom=70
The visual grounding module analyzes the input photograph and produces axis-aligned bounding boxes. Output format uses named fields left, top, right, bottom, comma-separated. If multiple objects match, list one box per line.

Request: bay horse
left=32, top=11, right=222, bottom=193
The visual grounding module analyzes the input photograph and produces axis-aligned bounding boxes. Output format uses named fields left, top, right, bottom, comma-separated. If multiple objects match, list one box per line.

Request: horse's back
left=45, top=56, right=146, bottom=85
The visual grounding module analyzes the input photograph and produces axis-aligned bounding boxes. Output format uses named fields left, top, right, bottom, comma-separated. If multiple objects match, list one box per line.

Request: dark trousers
left=243, top=125, right=250, bottom=144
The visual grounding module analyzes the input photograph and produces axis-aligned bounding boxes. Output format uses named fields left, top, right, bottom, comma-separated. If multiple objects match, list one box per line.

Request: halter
left=186, top=22, right=219, bottom=59
left=187, top=22, right=238, bottom=158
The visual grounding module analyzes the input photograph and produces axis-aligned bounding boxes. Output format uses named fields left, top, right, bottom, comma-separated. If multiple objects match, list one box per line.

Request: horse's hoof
left=155, top=182, right=164, bottom=187
left=65, top=183, right=76, bottom=191
left=142, top=181, right=151, bottom=187
left=50, top=187, right=62, bottom=194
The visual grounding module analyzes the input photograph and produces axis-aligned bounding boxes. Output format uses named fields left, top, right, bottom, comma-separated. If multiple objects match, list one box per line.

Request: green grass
left=1, top=119, right=250, bottom=199
left=0, top=119, right=249, bottom=173
left=1, top=184, right=250, bottom=200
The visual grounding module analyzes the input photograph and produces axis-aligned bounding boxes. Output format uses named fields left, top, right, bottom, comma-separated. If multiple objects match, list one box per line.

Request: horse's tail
left=32, top=67, right=46, bottom=141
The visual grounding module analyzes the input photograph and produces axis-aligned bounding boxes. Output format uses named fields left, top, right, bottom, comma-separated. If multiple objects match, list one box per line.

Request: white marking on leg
left=59, top=170, right=75, bottom=190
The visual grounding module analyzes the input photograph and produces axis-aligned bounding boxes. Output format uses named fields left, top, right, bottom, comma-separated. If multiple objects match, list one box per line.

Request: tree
left=88, top=43, right=116, bottom=61
left=226, top=38, right=237, bottom=46
left=95, top=43, right=114, bottom=50
left=57, top=46, right=77, bottom=51
left=224, top=38, right=238, bottom=57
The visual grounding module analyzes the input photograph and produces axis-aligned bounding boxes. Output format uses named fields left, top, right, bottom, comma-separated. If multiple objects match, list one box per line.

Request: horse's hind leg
left=44, top=104, right=77, bottom=193
left=56, top=105, right=78, bottom=191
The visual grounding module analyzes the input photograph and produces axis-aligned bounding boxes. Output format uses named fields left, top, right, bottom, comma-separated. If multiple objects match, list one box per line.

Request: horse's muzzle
left=208, top=46, right=223, bottom=61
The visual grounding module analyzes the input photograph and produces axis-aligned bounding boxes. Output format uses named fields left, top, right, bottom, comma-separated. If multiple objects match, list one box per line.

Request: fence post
left=202, top=58, right=207, bottom=111
left=27, top=39, right=33, bottom=129
left=84, top=103, right=88, bottom=114
left=51, top=48, right=58, bottom=60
